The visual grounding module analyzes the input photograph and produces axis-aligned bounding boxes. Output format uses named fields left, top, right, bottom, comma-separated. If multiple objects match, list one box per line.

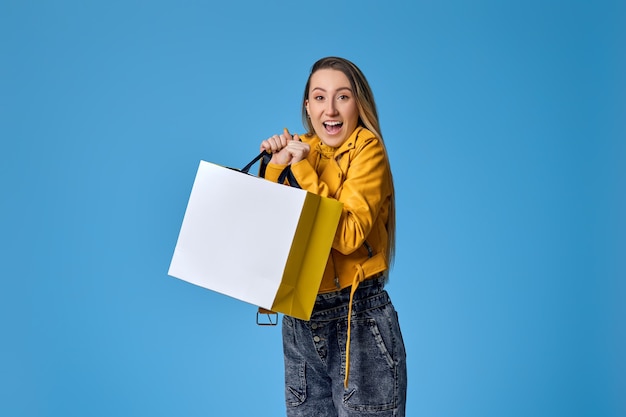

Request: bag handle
left=242, top=150, right=301, bottom=189
left=240, top=150, right=270, bottom=174
left=277, top=165, right=301, bottom=189
left=256, top=308, right=278, bottom=326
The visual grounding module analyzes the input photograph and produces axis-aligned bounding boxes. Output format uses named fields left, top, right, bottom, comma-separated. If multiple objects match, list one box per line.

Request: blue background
left=1, top=1, right=624, bottom=416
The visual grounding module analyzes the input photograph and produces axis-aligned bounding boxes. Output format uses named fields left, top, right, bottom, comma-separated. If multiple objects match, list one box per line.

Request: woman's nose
left=325, top=100, right=338, bottom=115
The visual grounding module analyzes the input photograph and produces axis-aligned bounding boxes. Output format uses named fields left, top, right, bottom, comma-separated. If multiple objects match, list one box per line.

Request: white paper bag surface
left=168, top=161, right=310, bottom=309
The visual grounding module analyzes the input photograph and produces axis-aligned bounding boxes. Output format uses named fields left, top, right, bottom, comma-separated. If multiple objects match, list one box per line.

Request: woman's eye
left=315, top=96, right=325, bottom=101
left=338, top=95, right=350, bottom=100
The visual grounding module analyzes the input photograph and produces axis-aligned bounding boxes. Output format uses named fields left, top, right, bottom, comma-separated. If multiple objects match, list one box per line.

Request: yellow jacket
left=263, top=126, right=392, bottom=293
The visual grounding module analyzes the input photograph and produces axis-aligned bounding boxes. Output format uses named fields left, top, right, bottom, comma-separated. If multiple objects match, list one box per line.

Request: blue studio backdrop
left=1, top=1, right=624, bottom=416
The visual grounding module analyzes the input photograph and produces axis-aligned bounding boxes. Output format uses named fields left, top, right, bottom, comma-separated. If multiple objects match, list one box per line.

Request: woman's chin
left=319, top=132, right=347, bottom=148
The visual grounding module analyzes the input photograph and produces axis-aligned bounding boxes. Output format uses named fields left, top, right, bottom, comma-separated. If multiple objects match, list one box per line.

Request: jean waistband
left=317, top=274, right=385, bottom=297
left=309, top=277, right=388, bottom=322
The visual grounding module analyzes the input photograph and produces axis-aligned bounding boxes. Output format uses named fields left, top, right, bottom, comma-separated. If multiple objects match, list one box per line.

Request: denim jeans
left=282, top=278, right=407, bottom=417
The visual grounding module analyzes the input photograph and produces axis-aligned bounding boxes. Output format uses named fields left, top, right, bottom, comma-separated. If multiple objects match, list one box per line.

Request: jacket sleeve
left=262, top=162, right=288, bottom=183
left=262, top=143, right=335, bottom=196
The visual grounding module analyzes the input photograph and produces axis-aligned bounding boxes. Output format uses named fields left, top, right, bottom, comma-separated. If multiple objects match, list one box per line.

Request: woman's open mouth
left=323, top=121, right=343, bottom=134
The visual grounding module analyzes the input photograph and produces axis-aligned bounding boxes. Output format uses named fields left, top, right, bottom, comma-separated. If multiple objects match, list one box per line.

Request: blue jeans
left=282, top=278, right=407, bottom=417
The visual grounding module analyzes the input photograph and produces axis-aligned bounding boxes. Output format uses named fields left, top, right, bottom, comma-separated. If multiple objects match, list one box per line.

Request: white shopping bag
left=168, top=159, right=342, bottom=320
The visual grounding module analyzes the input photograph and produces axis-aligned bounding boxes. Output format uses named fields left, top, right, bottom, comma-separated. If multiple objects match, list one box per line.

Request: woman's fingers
left=260, top=129, right=303, bottom=163
left=282, top=127, right=292, bottom=142
left=260, top=135, right=285, bottom=153
left=286, top=140, right=310, bottom=162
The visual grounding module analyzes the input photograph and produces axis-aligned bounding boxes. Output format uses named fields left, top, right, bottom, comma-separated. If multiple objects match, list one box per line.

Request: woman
left=260, top=57, right=407, bottom=417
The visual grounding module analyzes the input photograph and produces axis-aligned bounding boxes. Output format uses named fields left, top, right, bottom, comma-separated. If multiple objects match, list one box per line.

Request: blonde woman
left=261, top=56, right=407, bottom=417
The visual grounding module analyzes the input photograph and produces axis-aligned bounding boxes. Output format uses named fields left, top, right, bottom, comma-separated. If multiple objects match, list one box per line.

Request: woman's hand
left=260, top=128, right=310, bottom=165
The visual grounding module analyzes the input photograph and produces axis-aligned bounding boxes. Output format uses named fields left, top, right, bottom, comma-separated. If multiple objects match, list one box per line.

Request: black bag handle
left=240, top=150, right=301, bottom=189
left=240, top=150, right=270, bottom=174
left=277, top=165, right=301, bottom=189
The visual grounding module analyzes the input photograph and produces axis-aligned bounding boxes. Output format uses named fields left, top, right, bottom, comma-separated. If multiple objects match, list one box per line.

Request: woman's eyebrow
left=311, top=86, right=353, bottom=93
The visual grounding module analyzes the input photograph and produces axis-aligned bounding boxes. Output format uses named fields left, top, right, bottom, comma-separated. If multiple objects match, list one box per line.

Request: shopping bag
left=168, top=153, right=343, bottom=321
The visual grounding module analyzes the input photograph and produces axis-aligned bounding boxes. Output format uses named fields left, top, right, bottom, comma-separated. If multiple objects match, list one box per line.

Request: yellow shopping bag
left=168, top=153, right=342, bottom=321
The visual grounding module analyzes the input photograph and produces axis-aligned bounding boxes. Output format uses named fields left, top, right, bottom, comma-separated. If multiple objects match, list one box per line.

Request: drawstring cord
left=343, top=245, right=387, bottom=388
left=344, top=264, right=366, bottom=388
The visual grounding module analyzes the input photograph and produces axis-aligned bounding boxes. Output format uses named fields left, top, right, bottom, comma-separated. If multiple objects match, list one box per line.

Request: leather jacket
left=263, top=127, right=392, bottom=293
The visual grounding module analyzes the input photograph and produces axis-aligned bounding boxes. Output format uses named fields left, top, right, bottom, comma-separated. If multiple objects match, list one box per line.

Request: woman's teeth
left=324, top=122, right=343, bottom=133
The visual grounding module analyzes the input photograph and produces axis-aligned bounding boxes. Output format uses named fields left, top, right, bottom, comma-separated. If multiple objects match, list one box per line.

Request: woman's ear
left=304, top=99, right=309, bottom=116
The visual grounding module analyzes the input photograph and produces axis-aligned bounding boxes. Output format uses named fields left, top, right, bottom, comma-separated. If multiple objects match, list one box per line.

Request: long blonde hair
left=301, top=57, right=396, bottom=267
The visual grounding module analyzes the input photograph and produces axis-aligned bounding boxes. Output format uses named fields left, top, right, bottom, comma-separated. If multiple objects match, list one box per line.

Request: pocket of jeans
left=338, top=316, right=398, bottom=412
left=282, top=317, right=307, bottom=407
left=284, top=360, right=307, bottom=407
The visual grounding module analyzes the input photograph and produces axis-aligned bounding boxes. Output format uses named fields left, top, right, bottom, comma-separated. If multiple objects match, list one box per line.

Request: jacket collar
left=308, top=126, right=372, bottom=156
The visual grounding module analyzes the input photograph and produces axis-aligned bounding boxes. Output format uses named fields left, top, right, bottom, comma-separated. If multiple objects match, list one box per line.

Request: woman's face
left=305, top=69, right=359, bottom=148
